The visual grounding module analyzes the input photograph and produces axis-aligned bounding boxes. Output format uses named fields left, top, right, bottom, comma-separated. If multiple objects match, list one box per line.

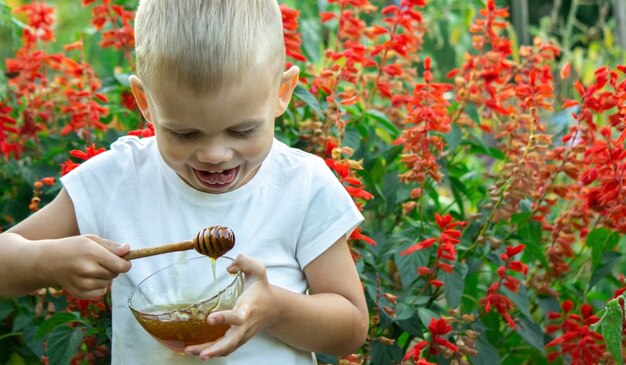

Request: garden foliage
left=1, top=0, right=626, bottom=364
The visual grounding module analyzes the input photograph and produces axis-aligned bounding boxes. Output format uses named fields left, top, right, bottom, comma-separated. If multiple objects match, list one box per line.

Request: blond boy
left=0, top=1, right=368, bottom=363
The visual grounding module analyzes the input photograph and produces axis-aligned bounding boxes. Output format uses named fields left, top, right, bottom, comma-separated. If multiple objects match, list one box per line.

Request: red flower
left=14, top=1, right=56, bottom=47
left=480, top=244, right=527, bottom=329
left=398, top=58, right=454, bottom=185
left=350, top=227, right=376, bottom=246
left=403, top=317, right=457, bottom=362
left=61, top=145, right=107, bottom=176
left=401, top=214, right=465, bottom=290
left=128, top=123, right=155, bottom=138
left=40, top=177, right=56, bottom=186
left=545, top=301, right=604, bottom=364
left=280, top=4, right=307, bottom=63
left=86, top=1, right=135, bottom=50
left=0, top=103, right=20, bottom=159
left=120, top=90, right=138, bottom=111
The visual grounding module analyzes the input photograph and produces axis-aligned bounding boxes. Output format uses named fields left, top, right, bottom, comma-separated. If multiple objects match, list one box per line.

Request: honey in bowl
left=129, top=256, right=243, bottom=353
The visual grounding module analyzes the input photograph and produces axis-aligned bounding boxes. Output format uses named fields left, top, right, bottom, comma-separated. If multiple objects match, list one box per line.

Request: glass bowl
left=128, top=256, right=243, bottom=352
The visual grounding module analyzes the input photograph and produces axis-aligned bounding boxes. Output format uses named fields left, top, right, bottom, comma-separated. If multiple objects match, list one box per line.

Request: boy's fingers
left=207, top=306, right=248, bottom=326
left=228, top=254, right=265, bottom=278
left=87, top=235, right=131, bottom=256
left=69, top=286, right=108, bottom=300
left=99, top=254, right=132, bottom=274
left=75, top=277, right=111, bottom=292
left=184, top=341, right=218, bottom=356
left=199, top=328, right=250, bottom=360
left=85, top=236, right=132, bottom=273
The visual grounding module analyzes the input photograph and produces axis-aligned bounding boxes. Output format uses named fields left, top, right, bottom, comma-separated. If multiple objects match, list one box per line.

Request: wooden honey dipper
left=123, top=226, right=235, bottom=260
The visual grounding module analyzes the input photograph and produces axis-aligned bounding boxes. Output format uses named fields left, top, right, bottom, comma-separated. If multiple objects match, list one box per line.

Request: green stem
left=0, top=332, right=21, bottom=343
left=562, top=0, right=579, bottom=52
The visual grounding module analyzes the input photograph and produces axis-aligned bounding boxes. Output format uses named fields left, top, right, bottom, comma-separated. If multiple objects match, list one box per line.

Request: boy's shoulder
left=110, top=135, right=155, bottom=152
left=106, top=135, right=157, bottom=162
left=271, top=138, right=328, bottom=171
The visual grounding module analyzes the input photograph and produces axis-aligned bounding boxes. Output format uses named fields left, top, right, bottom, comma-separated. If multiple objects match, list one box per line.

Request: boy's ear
left=275, top=65, right=300, bottom=116
left=129, top=75, right=152, bottom=122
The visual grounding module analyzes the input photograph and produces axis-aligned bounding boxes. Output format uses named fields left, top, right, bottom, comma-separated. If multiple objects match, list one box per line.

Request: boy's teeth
left=196, top=167, right=237, bottom=185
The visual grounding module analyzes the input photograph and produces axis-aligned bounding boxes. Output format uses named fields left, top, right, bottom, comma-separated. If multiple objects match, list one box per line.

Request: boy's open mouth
left=194, top=167, right=238, bottom=187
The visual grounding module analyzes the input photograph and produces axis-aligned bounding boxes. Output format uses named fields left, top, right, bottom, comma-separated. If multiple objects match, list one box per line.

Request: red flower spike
left=62, top=145, right=107, bottom=176
left=417, top=266, right=431, bottom=276
left=40, top=177, right=55, bottom=186
left=281, top=4, right=307, bottom=63
left=349, top=227, right=376, bottom=246
left=429, top=279, right=445, bottom=287
left=560, top=62, right=571, bottom=79
left=545, top=301, right=605, bottom=364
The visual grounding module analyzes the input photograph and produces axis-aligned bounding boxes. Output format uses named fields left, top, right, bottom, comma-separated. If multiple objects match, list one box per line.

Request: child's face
left=131, top=68, right=298, bottom=194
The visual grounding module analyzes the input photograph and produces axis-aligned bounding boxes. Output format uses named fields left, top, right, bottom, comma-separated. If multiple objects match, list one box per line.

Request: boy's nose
left=196, top=143, right=233, bottom=164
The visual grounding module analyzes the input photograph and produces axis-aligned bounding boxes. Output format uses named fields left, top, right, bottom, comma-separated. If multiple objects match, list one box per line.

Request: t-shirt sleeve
left=296, top=157, right=364, bottom=268
left=60, top=138, right=133, bottom=235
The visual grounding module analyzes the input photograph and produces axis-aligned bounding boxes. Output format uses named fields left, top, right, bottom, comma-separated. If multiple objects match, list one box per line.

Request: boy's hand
left=43, top=235, right=132, bottom=299
left=184, top=254, right=279, bottom=360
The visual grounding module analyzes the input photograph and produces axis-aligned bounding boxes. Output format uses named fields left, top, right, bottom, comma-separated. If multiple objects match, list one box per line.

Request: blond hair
left=134, top=0, right=285, bottom=94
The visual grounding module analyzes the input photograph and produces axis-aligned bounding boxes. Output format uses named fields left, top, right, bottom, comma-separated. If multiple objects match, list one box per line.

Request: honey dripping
left=193, top=226, right=235, bottom=299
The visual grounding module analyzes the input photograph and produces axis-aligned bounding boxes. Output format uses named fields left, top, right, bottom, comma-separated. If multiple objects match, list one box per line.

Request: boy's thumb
left=87, top=235, right=131, bottom=256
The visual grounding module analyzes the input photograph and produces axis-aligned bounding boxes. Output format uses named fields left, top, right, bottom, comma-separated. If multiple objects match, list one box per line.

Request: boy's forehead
left=147, top=67, right=279, bottom=101
left=147, top=76, right=277, bottom=125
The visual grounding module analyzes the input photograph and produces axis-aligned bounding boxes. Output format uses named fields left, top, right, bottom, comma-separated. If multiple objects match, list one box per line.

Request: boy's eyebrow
left=232, top=118, right=265, bottom=127
left=159, top=118, right=266, bottom=129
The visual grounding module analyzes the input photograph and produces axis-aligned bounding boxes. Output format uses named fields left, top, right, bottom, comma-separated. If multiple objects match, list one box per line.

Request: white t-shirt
left=61, top=136, right=364, bottom=365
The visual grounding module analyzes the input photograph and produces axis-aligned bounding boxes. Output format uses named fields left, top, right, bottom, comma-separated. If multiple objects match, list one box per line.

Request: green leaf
left=395, top=248, right=429, bottom=289
left=463, top=128, right=505, bottom=160
left=22, top=325, right=45, bottom=357
left=405, top=295, right=430, bottom=306
left=588, top=251, right=622, bottom=291
left=46, top=326, right=84, bottom=365
left=516, top=219, right=549, bottom=268
left=315, top=353, right=337, bottom=365
left=417, top=307, right=438, bottom=328
left=300, top=18, right=321, bottom=62
left=37, top=312, right=85, bottom=338
left=366, top=109, right=400, bottom=138
left=501, top=284, right=531, bottom=319
left=293, top=85, right=324, bottom=118
left=381, top=172, right=400, bottom=214
left=516, top=315, right=545, bottom=354
left=394, top=302, right=415, bottom=321
left=448, top=178, right=466, bottom=215
left=0, top=298, right=14, bottom=321
left=510, top=212, right=532, bottom=224
left=113, top=69, right=131, bottom=87
left=472, top=334, right=501, bottom=365
left=6, top=352, right=27, bottom=365
left=342, top=126, right=362, bottom=151
left=600, top=298, right=623, bottom=365
left=370, top=340, right=403, bottom=365
left=11, top=313, right=32, bottom=332
left=444, top=124, right=462, bottom=152
left=586, top=228, right=620, bottom=268
left=443, top=261, right=468, bottom=309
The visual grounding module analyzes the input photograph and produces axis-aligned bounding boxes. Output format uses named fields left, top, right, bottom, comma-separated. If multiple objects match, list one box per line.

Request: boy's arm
left=268, top=235, right=368, bottom=353
left=0, top=188, right=131, bottom=298
left=187, top=235, right=369, bottom=360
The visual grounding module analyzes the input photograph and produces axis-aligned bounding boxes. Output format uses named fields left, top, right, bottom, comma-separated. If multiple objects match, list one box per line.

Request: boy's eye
left=228, top=128, right=256, bottom=138
left=169, top=130, right=199, bottom=140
